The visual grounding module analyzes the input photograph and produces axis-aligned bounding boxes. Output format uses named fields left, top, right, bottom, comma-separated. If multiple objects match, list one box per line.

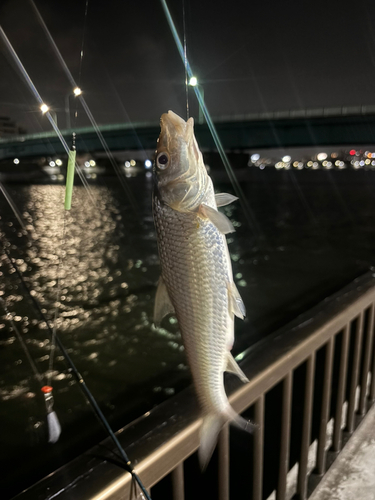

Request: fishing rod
left=1, top=243, right=151, bottom=500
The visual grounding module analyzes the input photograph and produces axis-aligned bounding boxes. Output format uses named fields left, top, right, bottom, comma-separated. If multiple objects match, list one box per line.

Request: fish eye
left=156, top=152, right=170, bottom=170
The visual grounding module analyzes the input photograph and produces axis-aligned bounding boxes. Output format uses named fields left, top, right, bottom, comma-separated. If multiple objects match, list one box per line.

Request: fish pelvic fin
left=198, top=407, right=256, bottom=470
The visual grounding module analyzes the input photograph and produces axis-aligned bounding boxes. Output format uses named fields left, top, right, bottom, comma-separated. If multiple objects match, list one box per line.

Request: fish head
left=154, top=110, right=208, bottom=211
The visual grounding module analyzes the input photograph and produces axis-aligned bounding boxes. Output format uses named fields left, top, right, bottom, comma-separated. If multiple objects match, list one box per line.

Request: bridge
left=1, top=105, right=375, bottom=160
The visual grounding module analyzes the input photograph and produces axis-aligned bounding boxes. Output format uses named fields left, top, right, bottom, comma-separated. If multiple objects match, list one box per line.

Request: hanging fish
left=152, top=110, right=252, bottom=468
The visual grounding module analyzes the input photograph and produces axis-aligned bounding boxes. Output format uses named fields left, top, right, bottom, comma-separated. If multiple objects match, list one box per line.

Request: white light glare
left=125, top=161, right=131, bottom=168
left=55, top=159, right=63, bottom=166
left=144, top=159, right=152, bottom=169
left=251, top=153, right=260, bottom=162
left=89, top=160, right=96, bottom=167
left=13, top=158, right=19, bottom=164
left=73, top=87, right=82, bottom=96
left=317, top=152, right=327, bottom=161
left=189, top=76, right=198, bottom=86
left=84, top=161, right=90, bottom=167
left=282, top=155, right=291, bottom=162
left=49, top=161, right=56, bottom=167
left=40, top=103, right=49, bottom=114
left=130, top=159, right=136, bottom=166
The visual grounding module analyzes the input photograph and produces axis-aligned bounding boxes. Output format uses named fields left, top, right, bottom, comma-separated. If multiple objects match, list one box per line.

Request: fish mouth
left=160, top=110, right=192, bottom=140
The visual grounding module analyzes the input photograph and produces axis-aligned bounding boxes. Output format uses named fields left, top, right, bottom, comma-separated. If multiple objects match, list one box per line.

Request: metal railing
left=17, top=271, right=375, bottom=500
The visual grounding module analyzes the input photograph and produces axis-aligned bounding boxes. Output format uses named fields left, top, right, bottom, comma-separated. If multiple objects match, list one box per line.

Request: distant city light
left=73, top=87, right=82, bottom=96
left=130, top=159, right=136, bottom=166
left=251, top=153, right=260, bottom=162
left=259, top=164, right=265, bottom=170
left=40, top=103, right=49, bottom=114
left=349, top=149, right=356, bottom=156
left=144, top=159, right=152, bottom=169
left=282, top=155, right=291, bottom=162
left=89, top=160, right=96, bottom=167
left=49, top=161, right=56, bottom=167
left=317, top=152, right=327, bottom=161
left=84, top=161, right=90, bottom=167
left=125, top=161, right=131, bottom=168
left=189, top=76, right=198, bottom=86
left=13, top=158, right=19, bottom=164
left=55, top=159, right=63, bottom=166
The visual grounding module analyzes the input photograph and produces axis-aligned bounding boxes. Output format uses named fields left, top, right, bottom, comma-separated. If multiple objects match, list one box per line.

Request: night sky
left=1, top=0, right=375, bottom=134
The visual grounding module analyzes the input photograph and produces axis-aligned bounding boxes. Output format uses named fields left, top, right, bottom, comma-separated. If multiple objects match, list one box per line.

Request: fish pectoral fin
left=153, top=276, right=175, bottom=326
left=226, top=352, right=249, bottom=383
left=198, top=203, right=235, bottom=234
left=215, top=193, right=238, bottom=207
left=227, top=281, right=246, bottom=319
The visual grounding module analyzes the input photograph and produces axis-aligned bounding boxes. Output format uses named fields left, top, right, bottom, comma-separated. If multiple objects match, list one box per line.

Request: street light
left=65, top=87, right=82, bottom=129
left=40, top=103, right=58, bottom=125
left=189, top=76, right=204, bottom=124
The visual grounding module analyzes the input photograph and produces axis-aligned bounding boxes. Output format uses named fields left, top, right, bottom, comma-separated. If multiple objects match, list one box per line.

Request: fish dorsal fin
left=199, top=203, right=235, bottom=234
left=215, top=193, right=238, bottom=207
left=226, top=352, right=249, bottom=383
left=227, top=281, right=246, bottom=319
left=154, top=276, right=175, bottom=326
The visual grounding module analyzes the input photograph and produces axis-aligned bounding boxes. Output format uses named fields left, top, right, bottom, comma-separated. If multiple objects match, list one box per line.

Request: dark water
left=1, top=168, right=375, bottom=498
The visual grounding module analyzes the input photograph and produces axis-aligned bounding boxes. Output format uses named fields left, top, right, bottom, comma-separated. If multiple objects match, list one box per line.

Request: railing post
left=253, top=395, right=265, bottom=500
left=359, top=304, right=375, bottom=414
left=171, top=463, right=185, bottom=500
left=316, top=337, right=334, bottom=475
left=296, top=353, right=316, bottom=500
left=332, top=325, right=350, bottom=452
left=276, top=373, right=293, bottom=500
left=346, top=313, right=364, bottom=433
left=218, top=424, right=230, bottom=500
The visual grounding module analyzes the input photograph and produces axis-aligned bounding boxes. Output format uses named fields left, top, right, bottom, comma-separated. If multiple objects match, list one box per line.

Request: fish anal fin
left=227, top=281, right=246, bottom=319
left=215, top=193, right=238, bottom=207
left=154, top=276, right=175, bottom=326
left=226, top=352, right=249, bottom=383
left=199, top=203, right=235, bottom=234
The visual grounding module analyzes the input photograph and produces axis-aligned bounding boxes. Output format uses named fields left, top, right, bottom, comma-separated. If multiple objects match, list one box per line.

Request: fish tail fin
left=198, top=407, right=256, bottom=469
left=199, top=413, right=225, bottom=470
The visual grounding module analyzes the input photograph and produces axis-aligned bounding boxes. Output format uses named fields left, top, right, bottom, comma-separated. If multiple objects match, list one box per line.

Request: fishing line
left=182, top=0, right=189, bottom=120
left=159, top=0, right=263, bottom=241
left=1, top=243, right=152, bottom=500
left=77, top=0, right=89, bottom=88
left=29, top=0, right=140, bottom=218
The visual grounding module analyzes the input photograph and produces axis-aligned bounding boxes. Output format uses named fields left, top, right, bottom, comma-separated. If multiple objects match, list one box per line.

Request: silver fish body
left=153, top=111, right=250, bottom=466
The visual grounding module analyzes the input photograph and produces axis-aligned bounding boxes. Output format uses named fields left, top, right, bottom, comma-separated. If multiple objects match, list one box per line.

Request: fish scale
left=153, top=192, right=231, bottom=414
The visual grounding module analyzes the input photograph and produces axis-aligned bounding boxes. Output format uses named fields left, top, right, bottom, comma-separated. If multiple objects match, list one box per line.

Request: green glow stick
left=64, top=149, right=76, bottom=210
